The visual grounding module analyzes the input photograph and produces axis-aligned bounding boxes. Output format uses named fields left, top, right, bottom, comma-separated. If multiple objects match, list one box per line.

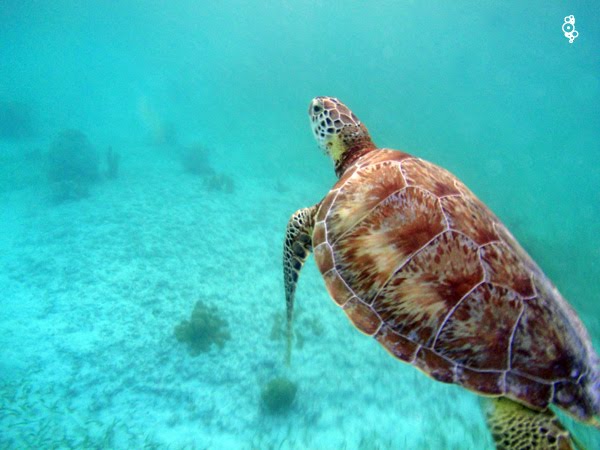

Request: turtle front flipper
left=483, top=397, right=582, bottom=450
left=283, top=204, right=319, bottom=363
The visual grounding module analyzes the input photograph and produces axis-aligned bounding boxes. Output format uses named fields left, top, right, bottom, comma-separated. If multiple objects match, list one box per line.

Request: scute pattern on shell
left=312, top=150, right=595, bottom=420
left=373, top=230, right=483, bottom=346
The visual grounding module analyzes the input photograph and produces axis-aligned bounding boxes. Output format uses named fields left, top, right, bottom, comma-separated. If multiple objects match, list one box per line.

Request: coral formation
left=138, top=98, right=177, bottom=146
left=260, top=377, right=298, bottom=414
left=179, top=142, right=234, bottom=193
left=174, top=300, right=230, bottom=356
left=204, top=173, right=235, bottom=193
left=181, top=144, right=214, bottom=176
left=46, top=129, right=100, bottom=203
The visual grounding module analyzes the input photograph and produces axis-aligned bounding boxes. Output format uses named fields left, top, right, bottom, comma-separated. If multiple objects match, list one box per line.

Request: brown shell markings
left=312, top=151, right=595, bottom=420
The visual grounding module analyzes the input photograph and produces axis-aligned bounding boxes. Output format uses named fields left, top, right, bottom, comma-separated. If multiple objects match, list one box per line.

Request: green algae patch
left=260, top=377, right=298, bottom=415
left=174, top=300, right=230, bottom=356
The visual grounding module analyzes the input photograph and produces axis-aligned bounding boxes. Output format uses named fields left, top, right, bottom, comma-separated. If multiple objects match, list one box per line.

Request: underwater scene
left=1, top=1, right=599, bottom=449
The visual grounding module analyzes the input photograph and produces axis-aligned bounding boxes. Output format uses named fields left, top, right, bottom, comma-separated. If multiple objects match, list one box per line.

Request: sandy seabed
left=0, top=142, right=598, bottom=449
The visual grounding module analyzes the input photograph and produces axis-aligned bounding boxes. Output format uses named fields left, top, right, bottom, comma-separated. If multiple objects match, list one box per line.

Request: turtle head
left=309, top=97, right=376, bottom=177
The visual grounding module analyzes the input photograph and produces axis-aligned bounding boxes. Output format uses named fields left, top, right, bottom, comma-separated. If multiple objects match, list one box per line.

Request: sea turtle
left=283, top=97, right=600, bottom=449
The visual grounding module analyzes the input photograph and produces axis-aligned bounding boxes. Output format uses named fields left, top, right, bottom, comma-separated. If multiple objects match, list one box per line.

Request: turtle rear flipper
left=283, top=204, right=318, bottom=362
left=484, top=397, right=581, bottom=450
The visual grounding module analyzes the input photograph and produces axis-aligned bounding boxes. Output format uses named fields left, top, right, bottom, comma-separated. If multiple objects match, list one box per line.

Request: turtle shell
left=312, top=149, right=597, bottom=421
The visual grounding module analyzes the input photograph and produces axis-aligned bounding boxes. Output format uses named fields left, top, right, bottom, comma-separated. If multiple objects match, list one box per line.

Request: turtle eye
left=313, top=105, right=322, bottom=114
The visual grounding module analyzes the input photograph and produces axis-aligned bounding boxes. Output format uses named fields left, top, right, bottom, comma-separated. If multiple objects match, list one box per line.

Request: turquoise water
left=1, top=1, right=599, bottom=448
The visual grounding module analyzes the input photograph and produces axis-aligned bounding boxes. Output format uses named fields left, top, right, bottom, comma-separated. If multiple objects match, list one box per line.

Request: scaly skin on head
left=309, top=97, right=377, bottom=177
